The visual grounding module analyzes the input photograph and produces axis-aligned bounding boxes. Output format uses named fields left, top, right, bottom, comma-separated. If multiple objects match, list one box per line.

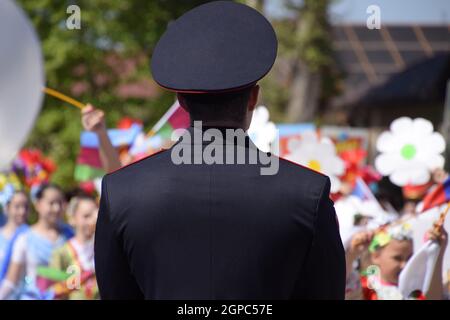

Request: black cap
left=151, top=1, right=278, bottom=94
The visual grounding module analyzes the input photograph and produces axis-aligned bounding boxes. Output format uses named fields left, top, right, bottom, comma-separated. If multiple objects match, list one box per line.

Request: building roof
left=332, top=24, right=450, bottom=107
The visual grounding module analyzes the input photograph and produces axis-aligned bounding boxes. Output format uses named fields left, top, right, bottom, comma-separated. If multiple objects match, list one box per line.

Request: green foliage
left=273, top=0, right=342, bottom=118
left=281, top=0, right=334, bottom=71
left=296, top=0, right=334, bottom=71
left=18, top=0, right=210, bottom=189
left=17, top=0, right=339, bottom=188
left=259, top=76, right=290, bottom=123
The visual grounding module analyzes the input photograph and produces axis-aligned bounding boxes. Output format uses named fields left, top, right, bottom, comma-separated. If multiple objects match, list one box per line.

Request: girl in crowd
left=0, top=189, right=30, bottom=291
left=345, top=222, right=448, bottom=300
left=0, top=184, right=72, bottom=299
left=50, top=194, right=99, bottom=299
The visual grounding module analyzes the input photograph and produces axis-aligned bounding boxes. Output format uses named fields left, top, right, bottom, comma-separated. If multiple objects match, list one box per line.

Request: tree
left=280, top=0, right=340, bottom=123
left=18, top=0, right=209, bottom=189
left=245, top=0, right=265, bottom=12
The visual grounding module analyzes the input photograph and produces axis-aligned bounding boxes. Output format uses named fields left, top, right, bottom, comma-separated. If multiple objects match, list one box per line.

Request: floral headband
left=0, top=173, right=23, bottom=212
left=0, top=183, right=16, bottom=211
left=368, top=222, right=413, bottom=253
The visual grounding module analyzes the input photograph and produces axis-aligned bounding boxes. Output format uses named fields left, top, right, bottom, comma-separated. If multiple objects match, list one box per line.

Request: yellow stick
left=433, top=201, right=450, bottom=233
left=43, top=87, right=86, bottom=110
left=146, top=129, right=156, bottom=138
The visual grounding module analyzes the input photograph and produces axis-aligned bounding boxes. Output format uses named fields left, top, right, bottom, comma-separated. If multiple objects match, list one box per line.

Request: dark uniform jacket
left=94, top=126, right=346, bottom=299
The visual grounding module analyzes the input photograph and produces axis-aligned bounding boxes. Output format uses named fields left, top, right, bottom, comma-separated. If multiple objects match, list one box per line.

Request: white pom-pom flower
left=248, top=106, right=277, bottom=153
left=284, top=131, right=345, bottom=193
left=375, top=117, right=445, bottom=187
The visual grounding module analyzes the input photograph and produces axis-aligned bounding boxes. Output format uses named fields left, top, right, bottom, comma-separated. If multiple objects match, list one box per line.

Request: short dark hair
left=34, top=183, right=63, bottom=201
left=179, top=86, right=253, bottom=123
left=5, top=190, right=28, bottom=207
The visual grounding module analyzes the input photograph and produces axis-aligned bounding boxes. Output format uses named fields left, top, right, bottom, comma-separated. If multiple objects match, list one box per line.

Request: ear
left=247, top=85, right=260, bottom=112
left=370, top=250, right=381, bottom=265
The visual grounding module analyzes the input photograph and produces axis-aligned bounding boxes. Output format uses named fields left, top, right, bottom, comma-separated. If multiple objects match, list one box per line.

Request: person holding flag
left=344, top=215, right=448, bottom=300
left=80, top=104, right=122, bottom=174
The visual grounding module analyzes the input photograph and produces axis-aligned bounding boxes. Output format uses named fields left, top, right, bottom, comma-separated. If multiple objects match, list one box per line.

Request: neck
left=2, top=220, right=19, bottom=233
left=35, top=219, right=57, bottom=231
left=379, top=276, right=398, bottom=286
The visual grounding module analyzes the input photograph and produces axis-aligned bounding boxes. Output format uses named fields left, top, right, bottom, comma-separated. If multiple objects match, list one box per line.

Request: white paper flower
left=284, top=131, right=345, bottom=193
left=375, top=117, right=445, bottom=187
left=334, top=195, right=398, bottom=250
left=334, top=195, right=394, bottom=237
left=248, top=106, right=277, bottom=153
left=334, top=196, right=370, bottom=247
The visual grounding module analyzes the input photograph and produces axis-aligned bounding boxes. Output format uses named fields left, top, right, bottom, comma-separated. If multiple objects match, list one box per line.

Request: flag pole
left=43, top=87, right=85, bottom=110
left=433, top=201, right=450, bottom=234
left=146, top=100, right=179, bottom=138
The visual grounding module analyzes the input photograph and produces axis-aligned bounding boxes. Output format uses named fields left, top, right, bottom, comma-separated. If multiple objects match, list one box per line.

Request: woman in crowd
left=0, top=184, right=72, bottom=299
left=0, top=188, right=30, bottom=293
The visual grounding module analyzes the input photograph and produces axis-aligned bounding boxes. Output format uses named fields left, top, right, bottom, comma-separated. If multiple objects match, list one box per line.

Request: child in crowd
left=50, top=194, right=99, bottom=299
left=345, top=222, right=447, bottom=300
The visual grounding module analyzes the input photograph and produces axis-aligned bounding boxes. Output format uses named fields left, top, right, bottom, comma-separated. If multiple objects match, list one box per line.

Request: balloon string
left=43, top=87, right=85, bottom=110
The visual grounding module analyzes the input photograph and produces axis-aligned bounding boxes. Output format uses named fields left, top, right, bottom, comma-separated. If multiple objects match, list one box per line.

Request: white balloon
left=0, top=0, right=45, bottom=171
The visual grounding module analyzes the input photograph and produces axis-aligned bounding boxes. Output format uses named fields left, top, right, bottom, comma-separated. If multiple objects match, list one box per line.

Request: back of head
left=151, top=1, right=277, bottom=128
left=179, top=86, right=253, bottom=124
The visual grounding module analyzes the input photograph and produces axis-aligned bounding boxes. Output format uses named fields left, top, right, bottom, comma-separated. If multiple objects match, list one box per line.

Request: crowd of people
left=344, top=212, right=448, bottom=300
left=0, top=184, right=98, bottom=299
left=339, top=168, right=450, bottom=300
left=0, top=104, right=449, bottom=300
left=0, top=107, right=107, bottom=300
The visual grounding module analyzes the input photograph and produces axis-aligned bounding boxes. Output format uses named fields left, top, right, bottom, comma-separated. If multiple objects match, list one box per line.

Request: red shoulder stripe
left=274, top=154, right=326, bottom=177
left=109, top=148, right=168, bottom=175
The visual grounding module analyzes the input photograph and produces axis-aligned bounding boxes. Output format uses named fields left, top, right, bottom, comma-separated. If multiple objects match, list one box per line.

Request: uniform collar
left=175, top=125, right=260, bottom=150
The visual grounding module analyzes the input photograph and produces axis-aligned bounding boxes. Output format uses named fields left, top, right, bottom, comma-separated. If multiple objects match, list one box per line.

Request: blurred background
left=0, top=0, right=449, bottom=301
left=12, top=0, right=449, bottom=189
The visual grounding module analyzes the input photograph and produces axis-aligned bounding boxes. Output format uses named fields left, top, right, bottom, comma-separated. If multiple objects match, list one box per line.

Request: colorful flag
left=351, top=177, right=378, bottom=203
left=398, top=240, right=441, bottom=299
left=147, top=100, right=190, bottom=139
left=421, top=177, right=450, bottom=212
left=80, top=123, right=142, bottom=149
left=350, top=177, right=397, bottom=227
left=128, top=101, right=190, bottom=159
left=74, top=124, right=142, bottom=182
left=74, top=164, right=105, bottom=182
